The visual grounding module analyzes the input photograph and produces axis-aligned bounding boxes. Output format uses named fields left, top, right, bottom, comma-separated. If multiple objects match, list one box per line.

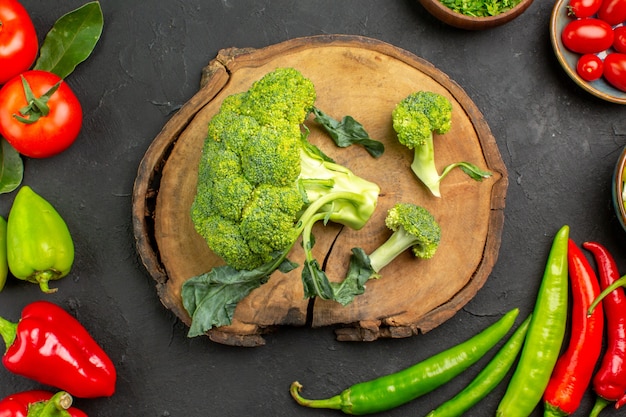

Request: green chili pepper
left=426, top=314, right=531, bottom=417
left=6, top=186, right=74, bottom=293
left=0, top=216, right=7, bottom=292
left=290, top=308, right=520, bottom=415
left=496, top=225, right=570, bottom=417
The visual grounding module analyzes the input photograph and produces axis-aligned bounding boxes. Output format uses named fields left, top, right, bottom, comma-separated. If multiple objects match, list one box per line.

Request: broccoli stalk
left=345, top=203, right=441, bottom=285
left=392, top=91, right=492, bottom=198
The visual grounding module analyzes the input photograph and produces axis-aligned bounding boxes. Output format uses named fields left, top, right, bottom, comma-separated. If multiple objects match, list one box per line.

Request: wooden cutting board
left=132, top=35, right=508, bottom=347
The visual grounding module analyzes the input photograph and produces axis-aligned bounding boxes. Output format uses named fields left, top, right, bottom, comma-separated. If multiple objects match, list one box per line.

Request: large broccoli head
left=191, top=67, right=379, bottom=272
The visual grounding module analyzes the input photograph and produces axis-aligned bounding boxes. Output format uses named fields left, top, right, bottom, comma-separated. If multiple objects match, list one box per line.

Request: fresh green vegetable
left=343, top=202, right=441, bottom=285
left=290, top=308, right=520, bottom=415
left=391, top=91, right=491, bottom=197
left=0, top=216, right=7, bottom=292
left=6, top=186, right=74, bottom=293
left=496, top=225, right=570, bottom=417
left=183, top=67, right=381, bottom=337
left=426, top=315, right=531, bottom=417
left=438, top=0, right=523, bottom=17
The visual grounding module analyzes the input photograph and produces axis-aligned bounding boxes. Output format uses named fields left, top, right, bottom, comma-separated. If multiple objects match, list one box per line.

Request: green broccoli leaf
left=331, top=248, right=372, bottom=305
left=312, top=108, right=385, bottom=158
left=182, top=255, right=297, bottom=337
left=301, top=259, right=335, bottom=301
left=301, top=248, right=371, bottom=306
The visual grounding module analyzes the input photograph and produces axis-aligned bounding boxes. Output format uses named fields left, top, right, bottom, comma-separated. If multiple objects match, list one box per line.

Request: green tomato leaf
left=34, top=2, right=104, bottom=79
left=0, top=139, right=24, bottom=194
left=312, top=107, right=385, bottom=158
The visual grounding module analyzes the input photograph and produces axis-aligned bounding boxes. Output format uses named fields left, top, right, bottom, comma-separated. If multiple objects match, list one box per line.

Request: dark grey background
left=1, top=0, right=625, bottom=416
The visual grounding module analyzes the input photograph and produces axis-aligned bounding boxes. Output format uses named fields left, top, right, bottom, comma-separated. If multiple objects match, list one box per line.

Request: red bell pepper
left=0, top=390, right=87, bottom=417
left=543, top=240, right=604, bottom=416
left=584, top=242, right=626, bottom=416
left=0, top=300, right=116, bottom=398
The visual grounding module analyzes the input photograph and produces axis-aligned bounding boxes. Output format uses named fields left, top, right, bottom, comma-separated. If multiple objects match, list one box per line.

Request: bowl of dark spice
left=418, top=0, right=534, bottom=30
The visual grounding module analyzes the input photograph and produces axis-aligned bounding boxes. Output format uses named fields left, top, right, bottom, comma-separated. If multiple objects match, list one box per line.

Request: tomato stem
left=13, top=76, right=61, bottom=124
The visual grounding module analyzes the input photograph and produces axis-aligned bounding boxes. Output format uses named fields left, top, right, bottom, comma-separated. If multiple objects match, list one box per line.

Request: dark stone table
left=2, top=1, right=625, bottom=416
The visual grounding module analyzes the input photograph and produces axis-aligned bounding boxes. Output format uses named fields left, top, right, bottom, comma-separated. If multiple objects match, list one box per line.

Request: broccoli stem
left=410, top=134, right=442, bottom=198
left=300, top=149, right=379, bottom=230
left=367, top=226, right=418, bottom=274
left=410, top=135, right=492, bottom=198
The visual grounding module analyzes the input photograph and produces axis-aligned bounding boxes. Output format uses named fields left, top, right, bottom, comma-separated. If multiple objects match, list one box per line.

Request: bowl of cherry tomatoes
left=550, top=0, right=626, bottom=103
left=418, top=0, right=534, bottom=30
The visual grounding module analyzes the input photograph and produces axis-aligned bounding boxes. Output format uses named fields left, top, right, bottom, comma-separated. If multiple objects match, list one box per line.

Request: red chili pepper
left=584, top=242, right=626, bottom=416
left=0, top=390, right=87, bottom=417
left=543, top=239, right=604, bottom=416
left=0, top=300, right=116, bottom=398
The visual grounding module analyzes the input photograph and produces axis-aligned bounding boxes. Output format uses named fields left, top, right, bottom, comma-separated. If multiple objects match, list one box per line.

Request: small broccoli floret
left=368, top=203, right=441, bottom=274
left=392, top=91, right=491, bottom=198
left=334, top=203, right=441, bottom=305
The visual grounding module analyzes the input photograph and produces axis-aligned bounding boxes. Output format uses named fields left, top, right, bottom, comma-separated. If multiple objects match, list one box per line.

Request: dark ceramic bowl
left=613, top=147, right=626, bottom=232
left=418, top=0, right=534, bottom=30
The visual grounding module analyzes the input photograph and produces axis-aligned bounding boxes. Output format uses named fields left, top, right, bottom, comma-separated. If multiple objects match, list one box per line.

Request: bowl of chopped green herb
left=418, top=0, right=534, bottom=30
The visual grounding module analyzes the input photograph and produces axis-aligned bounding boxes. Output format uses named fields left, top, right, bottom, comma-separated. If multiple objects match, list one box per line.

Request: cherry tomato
left=0, top=0, right=38, bottom=85
left=562, top=18, right=615, bottom=54
left=603, top=53, right=626, bottom=91
left=614, top=26, right=626, bottom=53
left=0, top=70, right=83, bottom=158
left=598, top=0, right=626, bottom=25
left=568, top=0, right=603, bottom=17
left=577, top=53, right=604, bottom=81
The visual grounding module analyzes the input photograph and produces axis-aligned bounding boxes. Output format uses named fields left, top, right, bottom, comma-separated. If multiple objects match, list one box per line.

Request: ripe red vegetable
left=0, top=0, right=38, bottom=85
left=603, top=53, right=626, bottom=92
left=584, top=242, right=626, bottom=416
left=568, top=0, right=603, bottom=17
left=0, top=70, right=83, bottom=158
left=0, top=300, right=116, bottom=398
left=543, top=240, right=604, bottom=417
left=598, top=0, right=626, bottom=25
left=562, top=18, right=615, bottom=54
left=0, top=390, right=87, bottom=417
left=577, top=53, right=604, bottom=81
left=613, top=26, right=626, bottom=54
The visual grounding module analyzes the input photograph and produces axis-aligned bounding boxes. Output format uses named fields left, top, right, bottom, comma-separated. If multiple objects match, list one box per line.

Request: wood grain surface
left=132, top=35, right=508, bottom=346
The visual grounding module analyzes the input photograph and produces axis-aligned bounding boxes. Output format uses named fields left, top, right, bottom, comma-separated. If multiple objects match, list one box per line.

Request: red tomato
left=603, top=53, right=626, bottom=91
left=0, top=70, right=83, bottom=158
left=577, top=53, right=604, bottom=80
left=614, top=26, right=626, bottom=53
left=598, top=0, right=626, bottom=25
left=0, top=0, right=38, bottom=85
left=568, top=0, right=603, bottom=17
left=562, top=18, right=615, bottom=54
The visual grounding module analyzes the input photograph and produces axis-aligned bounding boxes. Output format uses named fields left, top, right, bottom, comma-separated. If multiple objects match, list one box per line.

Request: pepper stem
left=34, top=270, right=61, bottom=294
left=0, top=314, right=17, bottom=351
left=589, top=396, right=611, bottom=417
left=26, top=391, right=73, bottom=417
left=588, top=275, right=626, bottom=315
left=289, top=381, right=343, bottom=410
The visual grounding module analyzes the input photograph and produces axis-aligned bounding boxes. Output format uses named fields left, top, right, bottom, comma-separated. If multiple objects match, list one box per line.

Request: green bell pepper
left=7, top=186, right=74, bottom=293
